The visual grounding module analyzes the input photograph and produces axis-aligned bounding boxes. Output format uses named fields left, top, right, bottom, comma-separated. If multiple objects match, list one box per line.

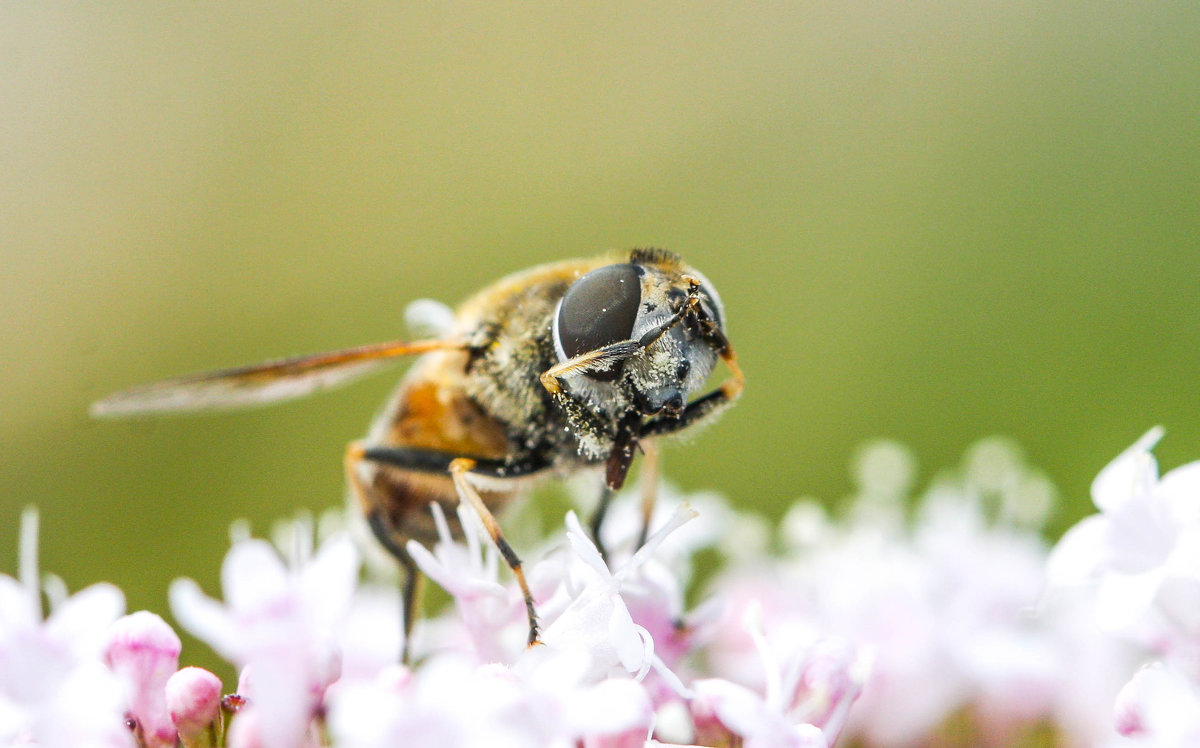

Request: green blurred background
left=2, top=1, right=1199, bottom=671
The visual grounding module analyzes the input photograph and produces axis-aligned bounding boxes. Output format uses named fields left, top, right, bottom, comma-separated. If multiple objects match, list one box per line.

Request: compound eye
left=555, top=263, right=643, bottom=361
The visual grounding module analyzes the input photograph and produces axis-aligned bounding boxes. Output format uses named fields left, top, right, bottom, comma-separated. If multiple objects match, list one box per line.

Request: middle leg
left=347, top=442, right=550, bottom=657
left=448, top=458, right=541, bottom=647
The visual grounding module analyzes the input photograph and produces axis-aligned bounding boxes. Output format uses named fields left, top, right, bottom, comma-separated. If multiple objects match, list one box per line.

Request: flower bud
left=166, top=667, right=224, bottom=748
left=105, top=611, right=182, bottom=748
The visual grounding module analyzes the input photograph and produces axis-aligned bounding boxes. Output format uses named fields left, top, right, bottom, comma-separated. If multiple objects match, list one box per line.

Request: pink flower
left=538, top=508, right=694, bottom=693
left=326, top=655, right=541, bottom=747
left=691, top=604, right=864, bottom=748
left=169, top=522, right=360, bottom=748
left=691, top=678, right=827, bottom=748
left=405, top=503, right=527, bottom=662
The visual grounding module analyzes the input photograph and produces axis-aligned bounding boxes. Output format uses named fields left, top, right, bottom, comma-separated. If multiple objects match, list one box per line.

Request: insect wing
left=90, top=338, right=463, bottom=417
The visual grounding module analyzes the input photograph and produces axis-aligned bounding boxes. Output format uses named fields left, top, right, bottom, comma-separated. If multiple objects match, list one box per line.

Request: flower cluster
left=704, top=438, right=1144, bottom=747
left=2, top=432, right=1198, bottom=746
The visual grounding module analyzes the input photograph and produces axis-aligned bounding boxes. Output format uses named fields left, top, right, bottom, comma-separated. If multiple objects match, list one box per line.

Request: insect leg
left=639, top=342, right=744, bottom=439
left=346, top=442, right=422, bottom=662
left=364, top=510, right=422, bottom=664
left=449, top=458, right=541, bottom=647
left=589, top=484, right=615, bottom=561
left=349, top=443, right=551, bottom=656
left=360, top=446, right=550, bottom=480
left=538, top=379, right=617, bottom=461
left=635, top=440, right=660, bottom=550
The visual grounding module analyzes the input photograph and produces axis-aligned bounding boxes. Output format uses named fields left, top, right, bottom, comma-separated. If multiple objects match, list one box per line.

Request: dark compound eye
left=556, top=263, right=643, bottom=362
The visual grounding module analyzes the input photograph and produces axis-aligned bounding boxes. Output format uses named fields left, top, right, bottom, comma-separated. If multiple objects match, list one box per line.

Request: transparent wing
left=90, top=338, right=465, bottom=417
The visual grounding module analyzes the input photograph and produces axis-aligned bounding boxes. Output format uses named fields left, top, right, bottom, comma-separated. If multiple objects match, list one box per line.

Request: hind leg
left=348, top=443, right=548, bottom=651
left=346, top=442, right=425, bottom=662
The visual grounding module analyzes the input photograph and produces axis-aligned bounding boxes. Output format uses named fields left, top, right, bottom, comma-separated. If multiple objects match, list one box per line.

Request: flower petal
left=44, top=583, right=125, bottom=660
left=169, top=578, right=240, bottom=661
left=1095, top=571, right=1162, bottom=632
left=221, top=540, right=288, bottom=614
left=1158, top=461, right=1200, bottom=524
left=300, top=533, right=359, bottom=634
left=1046, top=516, right=1108, bottom=586
left=1091, top=428, right=1163, bottom=513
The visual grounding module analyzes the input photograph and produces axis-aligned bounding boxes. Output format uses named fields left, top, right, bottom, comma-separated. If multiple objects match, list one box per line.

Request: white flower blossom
left=691, top=603, right=865, bottom=748
left=0, top=508, right=131, bottom=747
left=1048, top=427, right=1200, bottom=640
left=538, top=508, right=695, bottom=693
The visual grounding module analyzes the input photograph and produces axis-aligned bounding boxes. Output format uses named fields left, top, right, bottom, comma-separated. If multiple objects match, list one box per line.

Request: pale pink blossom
left=1112, top=663, right=1200, bottom=746
left=709, top=439, right=1137, bottom=746
left=537, top=508, right=694, bottom=693
left=691, top=604, right=864, bottom=748
left=691, top=678, right=828, bottom=748
left=19, top=430, right=1198, bottom=746
left=105, top=611, right=182, bottom=748
left=169, top=522, right=360, bottom=748
left=326, top=654, right=541, bottom=747
left=0, top=508, right=132, bottom=747
left=405, top=503, right=526, bottom=662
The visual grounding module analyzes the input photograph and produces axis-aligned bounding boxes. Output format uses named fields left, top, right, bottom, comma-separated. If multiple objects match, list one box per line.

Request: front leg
left=605, top=411, right=642, bottom=491
left=541, top=379, right=615, bottom=457
left=639, top=336, right=744, bottom=440
left=538, top=344, right=630, bottom=471
left=540, top=363, right=643, bottom=494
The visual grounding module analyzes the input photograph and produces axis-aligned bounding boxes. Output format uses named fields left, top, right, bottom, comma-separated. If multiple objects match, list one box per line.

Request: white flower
left=590, top=479, right=752, bottom=573
left=538, top=508, right=694, bottom=693
left=691, top=678, right=829, bottom=748
left=328, top=648, right=657, bottom=748
left=337, top=585, right=404, bottom=684
left=169, top=521, right=360, bottom=748
left=1048, top=427, right=1200, bottom=637
left=326, top=655, right=543, bottom=748
left=709, top=438, right=1136, bottom=746
left=0, top=508, right=131, bottom=747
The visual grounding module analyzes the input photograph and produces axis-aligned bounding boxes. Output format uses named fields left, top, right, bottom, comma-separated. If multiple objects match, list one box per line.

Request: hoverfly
left=92, top=248, right=743, bottom=652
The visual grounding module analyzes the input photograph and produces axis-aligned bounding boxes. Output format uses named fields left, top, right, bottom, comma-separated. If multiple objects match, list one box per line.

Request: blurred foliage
left=2, top=2, right=1199, bottom=681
